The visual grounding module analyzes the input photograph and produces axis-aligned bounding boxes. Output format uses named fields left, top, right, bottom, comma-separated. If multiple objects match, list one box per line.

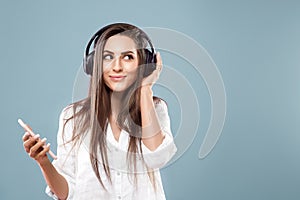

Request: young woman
left=22, top=23, right=177, bottom=200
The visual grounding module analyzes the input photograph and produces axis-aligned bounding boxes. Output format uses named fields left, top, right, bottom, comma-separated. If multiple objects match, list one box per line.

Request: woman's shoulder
left=60, top=98, right=90, bottom=120
left=153, top=96, right=168, bottom=112
left=60, top=104, right=74, bottom=119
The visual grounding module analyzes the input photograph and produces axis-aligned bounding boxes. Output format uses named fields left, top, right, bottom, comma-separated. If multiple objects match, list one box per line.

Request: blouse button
left=118, top=195, right=121, bottom=199
left=117, top=172, right=120, bottom=176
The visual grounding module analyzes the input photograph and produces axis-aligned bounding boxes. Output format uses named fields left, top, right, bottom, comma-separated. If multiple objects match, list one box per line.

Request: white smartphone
left=18, top=118, right=57, bottom=159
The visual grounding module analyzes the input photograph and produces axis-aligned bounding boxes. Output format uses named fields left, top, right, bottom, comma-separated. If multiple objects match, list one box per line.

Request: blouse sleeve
left=45, top=106, right=77, bottom=200
left=141, top=100, right=177, bottom=169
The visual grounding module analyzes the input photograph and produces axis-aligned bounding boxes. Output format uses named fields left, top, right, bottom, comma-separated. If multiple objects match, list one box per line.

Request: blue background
left=1, top=0, right=300, bottom=199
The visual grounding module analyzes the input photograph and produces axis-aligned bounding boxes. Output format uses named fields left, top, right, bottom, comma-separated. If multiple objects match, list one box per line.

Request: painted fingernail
left=47, top=143, right=51, bottom=147
left=41, top=138, right=47, bottom=142
left=34, top=134, right=40, bottom=139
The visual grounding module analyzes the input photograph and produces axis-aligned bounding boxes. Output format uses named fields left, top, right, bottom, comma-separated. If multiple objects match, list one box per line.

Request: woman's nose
left=112, top=57, right=123, bottom=72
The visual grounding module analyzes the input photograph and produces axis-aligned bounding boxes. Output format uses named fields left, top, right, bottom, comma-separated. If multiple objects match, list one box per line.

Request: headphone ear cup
left=84, top=51, right=95, bottom=75
left=143, top=49, right=157, bottom=77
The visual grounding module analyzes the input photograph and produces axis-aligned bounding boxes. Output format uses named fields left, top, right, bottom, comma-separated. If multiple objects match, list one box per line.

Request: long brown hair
left=63, top=23, right=158, bottom=189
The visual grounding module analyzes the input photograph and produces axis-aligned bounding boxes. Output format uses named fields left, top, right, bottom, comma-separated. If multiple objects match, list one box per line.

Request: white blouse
left=46, top=101, right=177, bottom=200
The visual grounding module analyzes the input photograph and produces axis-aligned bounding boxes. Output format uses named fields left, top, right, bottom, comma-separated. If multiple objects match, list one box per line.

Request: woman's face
left=102, top=35, right=139, bottom=92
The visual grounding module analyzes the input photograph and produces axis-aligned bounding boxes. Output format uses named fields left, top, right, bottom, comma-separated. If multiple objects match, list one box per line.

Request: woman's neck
left=110, top=91, right=125, bottom=118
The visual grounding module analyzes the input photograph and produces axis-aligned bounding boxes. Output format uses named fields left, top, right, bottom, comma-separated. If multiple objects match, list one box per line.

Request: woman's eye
left=103, top=54, right=113, bottom=60
left=123, top=55, right=134, bottom=60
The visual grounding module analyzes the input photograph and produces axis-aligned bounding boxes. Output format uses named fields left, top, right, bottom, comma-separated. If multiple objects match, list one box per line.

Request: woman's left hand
left=141, top=52, right=163, bottom=89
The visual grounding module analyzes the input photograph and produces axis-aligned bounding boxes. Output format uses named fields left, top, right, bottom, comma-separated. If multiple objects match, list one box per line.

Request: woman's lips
left=109, top=75, right=126, bottom=81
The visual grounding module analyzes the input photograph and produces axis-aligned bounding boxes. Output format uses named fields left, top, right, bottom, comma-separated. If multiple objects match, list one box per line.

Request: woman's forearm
left=140, top=86, right=164, bottom=151
left=39, top=159, right=69, bottom=200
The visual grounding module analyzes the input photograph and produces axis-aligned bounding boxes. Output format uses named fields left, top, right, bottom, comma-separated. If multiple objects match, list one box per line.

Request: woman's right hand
left=22, top=131, right=68, bottom=200
left=22, top=132, right=51, bottom=165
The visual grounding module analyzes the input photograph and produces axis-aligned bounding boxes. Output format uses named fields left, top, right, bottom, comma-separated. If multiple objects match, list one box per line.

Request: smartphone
left=18, top=118, right=57, bottom=159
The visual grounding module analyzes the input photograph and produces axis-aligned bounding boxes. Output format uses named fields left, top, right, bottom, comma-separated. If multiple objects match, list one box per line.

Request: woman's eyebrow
left=120, top=50, right=135, bottom=55
left=103, top=50, right=114, bottom=54
left=103, top=50, right=135, bottom=55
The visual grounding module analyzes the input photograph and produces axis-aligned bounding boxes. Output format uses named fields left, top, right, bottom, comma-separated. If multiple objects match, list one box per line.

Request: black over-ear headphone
left=83, top=23, right=157, bottom=77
